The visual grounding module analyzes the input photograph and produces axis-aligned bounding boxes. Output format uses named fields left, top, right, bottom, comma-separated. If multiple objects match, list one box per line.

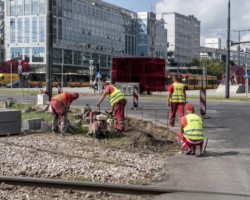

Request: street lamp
left=231, top=29, right=250, bottom=68
left=170, top=45, right=180, bottom=73
left=61, top=50, right=64, bottom=90
left=176, top=47, right=180, bottom=73
left=225, top=0, right=230, bottom=98
left=89, top=59, right=93, bottom=86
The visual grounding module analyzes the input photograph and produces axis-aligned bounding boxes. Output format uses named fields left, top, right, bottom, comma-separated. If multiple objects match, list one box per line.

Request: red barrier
left=200, top=89, right=206, bottom=116
left=133, top=86, right=139, bottom=108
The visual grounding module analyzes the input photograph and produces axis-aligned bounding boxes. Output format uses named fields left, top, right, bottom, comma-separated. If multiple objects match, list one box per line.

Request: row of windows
left=10, top=16, right=45, bottom=43
left=9, top=0, right=45, bottom=16
left=53, top=48, right=112, bottom=68
left=10, top=47, right=45, bottom=62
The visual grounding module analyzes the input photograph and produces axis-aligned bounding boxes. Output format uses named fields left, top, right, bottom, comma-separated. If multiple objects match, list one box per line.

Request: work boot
left=52, top=127, right=59, bottom=134
left=185, top=148, right=192, bottom=155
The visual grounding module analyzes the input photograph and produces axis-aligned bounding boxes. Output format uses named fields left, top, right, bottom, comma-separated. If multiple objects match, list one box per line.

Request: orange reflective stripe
left=51, top=93, right=67, bottom=104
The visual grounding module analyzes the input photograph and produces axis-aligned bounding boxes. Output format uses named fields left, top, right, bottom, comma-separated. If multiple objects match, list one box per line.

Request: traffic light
left=94, top=64, right=100, bottom=73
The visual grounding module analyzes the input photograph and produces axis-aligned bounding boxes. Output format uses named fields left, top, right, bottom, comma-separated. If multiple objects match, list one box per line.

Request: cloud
left=155, top=0, right=250, bottom=47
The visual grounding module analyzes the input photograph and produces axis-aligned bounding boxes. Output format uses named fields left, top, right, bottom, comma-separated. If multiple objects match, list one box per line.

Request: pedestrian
left=167, top=74, right=187, bottom=127
left=50, top=92, right=79, bottom=135
left=178, top=104, right=205, bottom=155
left=96, top=82, right=126, bottom=133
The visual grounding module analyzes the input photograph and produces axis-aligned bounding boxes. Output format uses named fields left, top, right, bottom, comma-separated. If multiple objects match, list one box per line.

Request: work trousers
left=113, top=99, right=127, bottom=132
left=168, top=102, right=185, bottom=127
left=178, top=132, right=203, bottom=151
left=50, top=100, right=68, bottom=133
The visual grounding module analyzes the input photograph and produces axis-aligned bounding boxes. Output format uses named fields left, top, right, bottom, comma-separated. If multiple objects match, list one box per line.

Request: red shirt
left=64, top=92, right=75, bottom=105
left=104, top=85, right=115, bottom=94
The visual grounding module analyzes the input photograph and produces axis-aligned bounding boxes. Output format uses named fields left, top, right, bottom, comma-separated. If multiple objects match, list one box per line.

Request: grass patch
left=10, top=103, right=88, bottom=134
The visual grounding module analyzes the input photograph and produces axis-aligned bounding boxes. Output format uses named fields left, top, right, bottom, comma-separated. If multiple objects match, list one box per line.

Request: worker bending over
left=178, top=104, right=204, bottom=155
left=50, top=92, right=79, bottom=134
left=96, top=82, right=126, bottom=134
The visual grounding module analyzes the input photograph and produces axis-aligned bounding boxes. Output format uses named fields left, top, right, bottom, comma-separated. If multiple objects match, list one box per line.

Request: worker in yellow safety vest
left=167, top=75, right=187, bottom=127
left=96, top=82, right=126, bottom=134
left=178, top=103, right=205, bottom=155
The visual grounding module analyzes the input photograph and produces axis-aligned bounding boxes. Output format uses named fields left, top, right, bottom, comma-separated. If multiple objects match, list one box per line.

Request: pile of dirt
left=126, top=117, right=179, bottom=152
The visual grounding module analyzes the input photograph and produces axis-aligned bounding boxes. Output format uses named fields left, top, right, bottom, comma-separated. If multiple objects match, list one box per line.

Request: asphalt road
left=1, top=88, right=250, bottom=199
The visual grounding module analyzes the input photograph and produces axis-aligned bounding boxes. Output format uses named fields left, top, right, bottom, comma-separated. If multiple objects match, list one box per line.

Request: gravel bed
left=0, top=125, right=178, bottom=199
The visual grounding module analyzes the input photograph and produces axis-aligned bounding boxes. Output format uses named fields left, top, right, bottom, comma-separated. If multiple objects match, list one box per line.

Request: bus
left=22, top=72, right=90, bottom=88
left=166, top=73, right=219, bottom=90
left=0, top=73, right=20, bottom=86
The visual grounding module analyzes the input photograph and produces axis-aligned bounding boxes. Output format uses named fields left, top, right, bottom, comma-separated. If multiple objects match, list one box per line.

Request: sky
left=104, top=0, right=250, bottom=48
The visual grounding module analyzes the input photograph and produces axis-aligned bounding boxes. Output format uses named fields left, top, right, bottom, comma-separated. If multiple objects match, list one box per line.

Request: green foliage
left=186, top=58, right=226, bottom=80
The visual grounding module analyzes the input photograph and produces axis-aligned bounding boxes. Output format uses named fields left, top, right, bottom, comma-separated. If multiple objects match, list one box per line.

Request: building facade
left=137, top=12, right=167, bottom=60
left=3, top=0, right=169, bottom=79
left=4, top=0, right=139, bottom=79
left=162, top=12, right=200, bottom=65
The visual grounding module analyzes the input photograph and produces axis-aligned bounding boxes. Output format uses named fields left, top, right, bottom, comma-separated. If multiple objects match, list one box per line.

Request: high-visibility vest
left=51, top=93, right=67, bottom=106
left=108, top=86, right=126, bottom=107
left=183, top=114, right=204, bottom=140
left=171, top=82, right=185, bottom=103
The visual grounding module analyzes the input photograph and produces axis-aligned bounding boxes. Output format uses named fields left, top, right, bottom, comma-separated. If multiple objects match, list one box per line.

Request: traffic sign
left=243, top=72, right=250, bottom=79
left=18, top=64, right=22, bottom=74
left=96, top=72, right=101, bottom=78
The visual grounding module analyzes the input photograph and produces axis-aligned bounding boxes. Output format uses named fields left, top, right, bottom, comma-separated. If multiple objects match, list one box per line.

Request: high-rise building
left=162, top=12, right=200, bottom=65
left=137, top=12, right=167, bottom=60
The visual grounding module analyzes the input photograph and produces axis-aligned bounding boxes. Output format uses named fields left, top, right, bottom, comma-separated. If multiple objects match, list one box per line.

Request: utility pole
left=225, top=0, right=230, bottom=98
left=46, top=0, right=53, bottom=99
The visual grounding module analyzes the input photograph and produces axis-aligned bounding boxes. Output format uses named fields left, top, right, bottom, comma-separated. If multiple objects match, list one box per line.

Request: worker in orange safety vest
left=167, top=75, right=187, bottom=127
left=50, top=92, right=79, bottom=134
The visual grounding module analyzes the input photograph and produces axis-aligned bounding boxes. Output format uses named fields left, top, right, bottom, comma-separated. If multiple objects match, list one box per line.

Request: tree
left=200, top=58, right=225, bottom=80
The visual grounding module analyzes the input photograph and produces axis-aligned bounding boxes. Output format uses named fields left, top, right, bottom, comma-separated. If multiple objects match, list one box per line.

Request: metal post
left=46, top=0, right=53, bottom=99
left=110, top=59, right=112, bottom=83
left=225, top=0, right=230, bottom=98
left=237, top=31, right=240, bottom=68
left=10, top=63, right=12, bottom=88
left=89, top=60, right=93, bottom=86
left=61, top=50, right=64, bottom=89
left=246, top=64, right=248, bottom=98
left=177, top=47, right=179, bottom=73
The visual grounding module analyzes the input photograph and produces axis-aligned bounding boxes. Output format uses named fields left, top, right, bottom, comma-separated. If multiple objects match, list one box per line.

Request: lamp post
left=89, top=59, right=93, bottom=86
left=170, top=45, right=180, bottom=73
left=231, top=29, right=250, bottom=68
left=225, top=0, right=230, bottom=98
left=176, top=47, right=180, bottom=73
left=61, top=50, right=64, bottom=89
left=10, top=61, right=12, bottom=88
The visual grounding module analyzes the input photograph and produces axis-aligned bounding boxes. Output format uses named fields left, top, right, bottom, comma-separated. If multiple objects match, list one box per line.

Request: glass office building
left=137, top=12, right=167, bottom=59
left=4, top=0, right=167, bottom=78
left=4, top=0, right=137, bottom=78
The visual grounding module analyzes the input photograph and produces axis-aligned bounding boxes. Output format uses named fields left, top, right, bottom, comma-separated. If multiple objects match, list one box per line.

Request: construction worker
left=178, top=104, right=204, bottom=155
left=167, top=75, right=187, bottom=127
left=96, top=82, right=126, bottom=133
left=50, top=92, right=79, bottom=134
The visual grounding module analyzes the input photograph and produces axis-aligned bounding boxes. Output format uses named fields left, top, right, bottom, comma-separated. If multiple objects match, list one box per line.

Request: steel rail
left=0, top=176, right=250, bottom=197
